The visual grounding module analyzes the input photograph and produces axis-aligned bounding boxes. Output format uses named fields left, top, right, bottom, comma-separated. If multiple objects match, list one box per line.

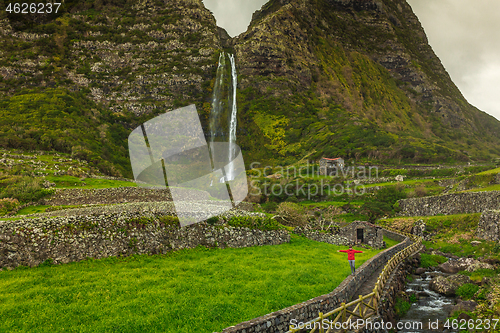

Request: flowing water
left=227, top=54, right=238, bottom=181
left=209, top=52, right=238, bottom=181
left=399, top=271, right=456, bottom=332
left=209, top=52, right=227, bottom=144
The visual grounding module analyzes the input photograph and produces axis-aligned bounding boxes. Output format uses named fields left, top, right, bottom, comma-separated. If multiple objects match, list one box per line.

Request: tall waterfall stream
left=209, top=52, right=238, bottom=181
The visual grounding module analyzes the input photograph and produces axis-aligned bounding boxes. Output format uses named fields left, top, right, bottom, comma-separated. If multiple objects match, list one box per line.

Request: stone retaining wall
left=376, top=254, right=420, bottom=326
left=382, top=229, right=406, bottom=243
left=41, top=187, right=175, bottom=206
left=398, top=191, right=500, bottom=216
left=0, top=213, right=289, bottom=269
left=41, top=187, right=212, bottom=206
left=217, top=237, right=412, bottom=333
left=293, top=228, right=350, bottom=246
left=476, top=210, right=500, bottom=241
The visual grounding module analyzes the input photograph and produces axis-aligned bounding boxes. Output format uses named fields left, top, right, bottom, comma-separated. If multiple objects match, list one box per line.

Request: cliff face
left=1, top=0, right=499, bottom=172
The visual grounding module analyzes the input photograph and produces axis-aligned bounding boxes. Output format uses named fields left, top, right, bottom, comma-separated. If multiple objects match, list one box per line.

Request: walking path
left=350, top=262, right=385, bottom=300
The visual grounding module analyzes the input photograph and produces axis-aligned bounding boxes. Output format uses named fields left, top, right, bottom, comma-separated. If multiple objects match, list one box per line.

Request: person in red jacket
left=339, top=245, right=363, bottom=275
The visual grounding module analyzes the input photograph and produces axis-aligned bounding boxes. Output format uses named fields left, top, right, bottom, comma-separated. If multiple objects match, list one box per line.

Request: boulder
left=415, top=267, right=427, bottom=275
left=457, top=312, right=472, bottom=321
left=465, top=262, right=495, bottom=272
left=471, top=241, right=482, bottom=246
left=438, top=261, right=460, bottom=274
left=483, top=258, right=500, bottom=265
left=429, top=274, right=471, bottom=296
left=452, top=300, right=478, bottom=314
left=447, top=274, right=471, bottom=285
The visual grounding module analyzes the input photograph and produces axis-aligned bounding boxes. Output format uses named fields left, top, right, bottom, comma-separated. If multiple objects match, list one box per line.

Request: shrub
left=395, top=297, right=411, bottom=317
left=157, top=216, right=180, bottom=228
left=456, top=283, right=479, bottom=300
left=206, top=216, right=219, bottom=226
left=420, top=253, right=448, bottom=268
left=226, top=216, right=285, bottom=231
left=0, top=177, right=53, bottom=203
left=0, top=198, right=19, bottom=215
left=261, top=202, right=278, bottom=213
left=276, top=202, right=307, bottom=227
left=414, top=185, right=428, bottom=197
left=361, top=185, right=407, bottom=221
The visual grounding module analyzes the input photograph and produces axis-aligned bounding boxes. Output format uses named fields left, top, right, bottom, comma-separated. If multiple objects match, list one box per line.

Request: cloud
left=202, top=0, right=268, bottom=37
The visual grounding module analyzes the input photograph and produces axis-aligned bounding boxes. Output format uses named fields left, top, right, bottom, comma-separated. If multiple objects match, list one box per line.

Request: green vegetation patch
left=0, top=89, right=131, bottom=177
left=0, top=236, right=384, bottom=333
left=0, top=175, right=54, bottom=204
left=455, top=283, right=479, bottom=300
left=423, top=239, right=499, bottom=259
left=420, top=253, right=448, bottom=268
left=379, top=213, right=481, bottom=238
left=383, top=236, right=400, bottom=249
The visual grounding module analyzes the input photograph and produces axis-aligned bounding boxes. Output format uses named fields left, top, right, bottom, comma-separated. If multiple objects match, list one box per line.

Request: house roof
left=321, top=157, right=343, bottom=161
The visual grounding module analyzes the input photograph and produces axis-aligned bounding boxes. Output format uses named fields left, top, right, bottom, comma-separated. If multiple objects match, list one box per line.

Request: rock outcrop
left=429, top=274, right=471, bottom=296
left=477, top=210, right=500, bottom=241
left=438, top=257, right=495, bottom=274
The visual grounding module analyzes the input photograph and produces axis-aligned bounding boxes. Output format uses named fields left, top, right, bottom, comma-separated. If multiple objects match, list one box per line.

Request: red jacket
left=339, top=249, right=363, bottom=260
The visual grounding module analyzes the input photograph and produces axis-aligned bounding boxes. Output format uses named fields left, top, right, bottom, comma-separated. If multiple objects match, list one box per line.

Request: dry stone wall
left=293, top=228, right=350, bottom=246
left=41, top=187, right=211, bottom=206
left=398, top=191, right=500, bottom=216
left=0, top=212, right=289, bottom=269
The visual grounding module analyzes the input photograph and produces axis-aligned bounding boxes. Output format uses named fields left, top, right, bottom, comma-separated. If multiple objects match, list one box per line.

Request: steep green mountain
left=1, top=0, right=499, bottom=176
left=233, top=0, right=500, bottom=164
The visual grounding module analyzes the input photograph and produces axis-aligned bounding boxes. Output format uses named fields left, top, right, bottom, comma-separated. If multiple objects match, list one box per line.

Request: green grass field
left=0, top=235, right=394, bottom=333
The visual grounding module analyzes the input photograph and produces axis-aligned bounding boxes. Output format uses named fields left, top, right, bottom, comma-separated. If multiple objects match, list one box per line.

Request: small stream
left=398, top=271, right=457, bottom=332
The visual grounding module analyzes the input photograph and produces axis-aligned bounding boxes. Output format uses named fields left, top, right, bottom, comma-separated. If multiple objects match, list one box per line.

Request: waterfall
left=227, top=54, right=238, bottom=180
left=209, top=52, right=226, bottom=144
left=209, top=52, right=238, bottom=182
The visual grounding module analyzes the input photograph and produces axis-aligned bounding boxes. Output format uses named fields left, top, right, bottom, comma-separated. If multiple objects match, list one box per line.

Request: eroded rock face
left=429, top=274, right=471, bottom=296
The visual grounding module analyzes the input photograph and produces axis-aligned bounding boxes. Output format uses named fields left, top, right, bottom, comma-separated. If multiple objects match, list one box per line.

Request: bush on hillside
left=0, top=198, right=20, bottom=215
left=0, top=177, right=53, bottom=203
left=361, top=185, right=407, bottom=221
left=276, top=202, right=307, bottom=227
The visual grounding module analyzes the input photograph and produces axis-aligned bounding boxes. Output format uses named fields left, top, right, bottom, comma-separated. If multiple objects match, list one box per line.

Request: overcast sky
left=202, top=0, right=500, bottom=121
